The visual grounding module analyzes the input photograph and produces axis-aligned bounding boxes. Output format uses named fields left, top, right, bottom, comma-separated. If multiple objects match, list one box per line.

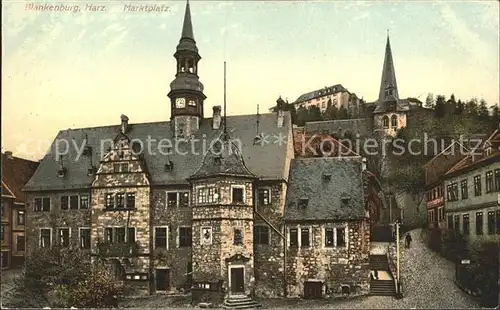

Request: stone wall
left=285, top=220, right=370, bottom=298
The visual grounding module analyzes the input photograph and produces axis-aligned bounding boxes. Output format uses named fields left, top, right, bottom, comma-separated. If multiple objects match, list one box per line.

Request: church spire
left=181, top=0, right=194, bottom=41
left=378, top=30, right=399, bottom=101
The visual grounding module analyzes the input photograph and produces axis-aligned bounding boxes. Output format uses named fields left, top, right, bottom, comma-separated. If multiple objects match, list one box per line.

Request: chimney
left=276, top=96, right=285, bottom=128
left=5, top=151, right=13, bottom=159
left=212, top=105, right=221, bottom=130
left=120, top=114, right=129, bottom=134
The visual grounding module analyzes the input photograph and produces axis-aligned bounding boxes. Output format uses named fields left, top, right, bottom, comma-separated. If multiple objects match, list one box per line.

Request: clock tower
left=168, top=0, right=206, bottom=139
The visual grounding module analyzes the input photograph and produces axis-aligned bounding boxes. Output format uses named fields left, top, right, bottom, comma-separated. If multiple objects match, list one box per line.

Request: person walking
left=405, top=233, right=412, bottom=248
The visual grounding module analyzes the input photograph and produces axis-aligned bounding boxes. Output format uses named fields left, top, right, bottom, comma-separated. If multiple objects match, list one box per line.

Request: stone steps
left=222, top=295, right=262, bottom=309
left=370, top=279, right=396, bottom=296
left=369, top=255, right=390, bottom=271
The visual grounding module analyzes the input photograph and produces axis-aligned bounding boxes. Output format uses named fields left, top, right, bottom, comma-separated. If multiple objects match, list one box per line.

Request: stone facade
left=374, top=112, right=407, bottom=137
left=284, top=220, right=371, bottom=298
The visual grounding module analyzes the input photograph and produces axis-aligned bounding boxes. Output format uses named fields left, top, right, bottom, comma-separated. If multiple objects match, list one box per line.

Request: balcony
left=97, top=241, right=140, bottom=257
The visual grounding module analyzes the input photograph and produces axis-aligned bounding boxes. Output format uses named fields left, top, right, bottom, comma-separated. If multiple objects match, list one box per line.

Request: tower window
left=382, top=116, right=389, bottom=128
left=188, top=99, right=197, bottom=106
left=391, top=115, right=397, bottom=127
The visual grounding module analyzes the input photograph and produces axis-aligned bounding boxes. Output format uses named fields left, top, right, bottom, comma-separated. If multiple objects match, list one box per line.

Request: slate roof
left=23, top=112, right=291, bottom=191
left=189, top=132, right=257, bottom=180
left=304, top=118, right=372, bottom=137
left=1, top=153, right=39, bottom=203
left=293, top=132, right=359, bottom=157
left=292, top=84, right=347, bottom=104
left=445, top=129, right=500, bottom=177
left=284, top=157, right=366, bottom=221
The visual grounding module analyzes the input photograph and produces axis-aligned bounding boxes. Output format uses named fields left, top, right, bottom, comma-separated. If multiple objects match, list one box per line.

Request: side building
left=1, top=151, right=39, bottom=269
left=443, top=130, right=500, bottom=242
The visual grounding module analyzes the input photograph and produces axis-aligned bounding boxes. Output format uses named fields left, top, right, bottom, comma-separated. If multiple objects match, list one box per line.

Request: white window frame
left=195, top=185, right=219, bottom=204
left=57, top=227, right=71, bottom=247
left=321, top=225, right=348, bottom=249
left=233, top=227, right=244, bottom=245
left=79, top=227, right=91, bottom=249
left=154, top=226, right=169, bottom=249
left=287, top=226, right=312, bottom=248
left=258, top=187, right=272, bottom=205
left=231, top=185, right=246, bottom=204
left=200, top=226, right=213, bottom=245
left=39, top=228, right=53, bottom=248
left=34, top=197, right=51, bottom=212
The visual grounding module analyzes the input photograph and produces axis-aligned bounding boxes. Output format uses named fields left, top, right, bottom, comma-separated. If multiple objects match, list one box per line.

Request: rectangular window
left=476, top=212, right=483, bottom=235
left=127, top=228, right=136, bottom=243
left=447, top=215, right=453, bottom=230
left=446, top=185, right=452, bottom=201
left=179, top=227, right=192, bottom=247
left=253, top=226, right=269, bottom=245
left=61, top=196, right=69, bottom=210
left=200, top=227, right=212, bottom=245
left=105, top=194, right=114, bottom=208
left=300, top=228, right=310, bottom=247
left=121, top=163, right=129, bottom=173
left=113, top=163, right=120, bottom=173
left=438, top=207, right=444, bottom=222
left=428, top=210, right=434, bottom=223
left=80, top=195, right=89, bottom=209
left=495, top=169, right=500, bottom=191
left=463, top=214, right=470, bottom=235
left=69, top=195, right=79, bottom=210
left=179, top=192, right=189, bottom=208
left=40, top=229, right=51, bottom=248
left=258, top=188, right=271, bottom=206
left=197, top=187, right=219, bottom=204
left=17, top=235, right=25, bottom=251
left=116, top=193, right=125, bottom=208
left=325, top=228, right=334, bottom=247
left=336, top=227, right=346, bottom=247
left=34, top=197, right=51, bottom=212
left=80, top=228, right=91, bottom=249
left=487, top=211, right=495, bottom=235
left=105, top=227, right=114, bottom=243
left=116, top=227, right=126, bottom=243
left=155, top=227, right=168, bottom=248
left=474, top=175, right=482, bottom=196
left=0, top=226, right=3, bottom=240
left=497, top=210, right=500, bottom=234
left=454, top=215, right=460, bottom=232
left=58, top=228, right=70, bottom=247
left=126, top=193, right=136, bottom=208
left=233, top=228, right=243, bottom=245
left=289, top=228, right=298, bottom=247
left=452, top=183, right=459, bottom=201
left=232, top=187, right=244, bottom=203
left=167, top=192, right=177, bottom=208
left=486, top=171, right=494, bottom=193
left=17, top=210, right=25, bottom=225
left=461, top=180, right=468, bottom=199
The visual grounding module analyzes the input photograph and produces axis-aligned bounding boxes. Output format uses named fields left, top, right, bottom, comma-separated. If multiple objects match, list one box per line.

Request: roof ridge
left=1, top=180, right=16, bottom=198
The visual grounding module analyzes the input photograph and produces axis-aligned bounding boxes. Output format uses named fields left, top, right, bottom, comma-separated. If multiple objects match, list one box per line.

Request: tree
left=425, top=93, right=435, bottom=108
left=434, top=95, right=446, bottom=117
left=323, top=104, right=339, bottom=121
left=477, top=99, right=490, bottom=121
left=466, top=241, right=499, bottom=307
left=490, top=104, right=500, bottom=129
left=338, top=106, right=349, bottom=119
left=4, top=247, right=124, bottom=308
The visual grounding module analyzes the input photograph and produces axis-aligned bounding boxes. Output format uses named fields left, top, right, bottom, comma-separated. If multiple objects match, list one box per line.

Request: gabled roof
left=189, top=132, right=256, bottom=180
left=445, top=129, right=500, bottom=177
left=424, top=141, right=469, bottom=169
left=284, top=157, right=366, bottom=221
left=23, top=113, right=292, bottom=191
left=1, top=153, right=39, bottom=203
left=304, top=118, right=372, bottom=137
left=292, top=84, right=347, bottom=104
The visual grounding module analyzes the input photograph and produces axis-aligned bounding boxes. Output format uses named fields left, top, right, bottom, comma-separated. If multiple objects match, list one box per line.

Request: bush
left=467, top=241, right=499, bottom=308
left=440, top=230, right=467, bottom=261
left=427, top=228, right=442, bottom=253
left=4, top=247, right=124, bottom=308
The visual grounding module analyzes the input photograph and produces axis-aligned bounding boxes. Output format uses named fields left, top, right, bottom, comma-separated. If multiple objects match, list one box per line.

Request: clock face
left=175, top=97, right=186, bottom=108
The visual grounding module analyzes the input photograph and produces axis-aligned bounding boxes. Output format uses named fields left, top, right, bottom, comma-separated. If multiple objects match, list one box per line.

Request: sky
left=2, top=0, right=499, bottom=160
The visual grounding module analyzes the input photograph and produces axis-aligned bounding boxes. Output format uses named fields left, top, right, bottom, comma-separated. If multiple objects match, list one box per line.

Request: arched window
left=382, top=116, right=389, bottom=128
left=391, top=115, right=398, bottom=127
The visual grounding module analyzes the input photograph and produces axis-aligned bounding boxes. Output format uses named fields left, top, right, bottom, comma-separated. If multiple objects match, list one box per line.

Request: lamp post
left=395, top=219, right=402, bottom=298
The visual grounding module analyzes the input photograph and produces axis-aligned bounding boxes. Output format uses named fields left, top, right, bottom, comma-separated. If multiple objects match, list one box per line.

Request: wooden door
left=230, top=267, right=244, bottom=294
left=304, top=281, right=322, bottom=299
left=155, top=269, right=170, bottom=291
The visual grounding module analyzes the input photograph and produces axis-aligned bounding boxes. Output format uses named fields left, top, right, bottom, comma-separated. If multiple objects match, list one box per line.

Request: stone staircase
left=222, top=295, right=262, bottom=309
left=369, top=254, right=396, bottom=297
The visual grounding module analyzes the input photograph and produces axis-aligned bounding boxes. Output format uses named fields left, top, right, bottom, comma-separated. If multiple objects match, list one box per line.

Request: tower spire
left=378, top=30, right=399, bottom=101
left=223, top=61, right=228, bottom=138
left=181, top=0, right=194, bottom=41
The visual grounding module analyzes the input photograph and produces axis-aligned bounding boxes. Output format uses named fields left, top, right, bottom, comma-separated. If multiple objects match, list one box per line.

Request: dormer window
left=57, top=167, right=67, bottom=178
left=83, top=145, right=92, bottom=156
left=341, top=195, right=351, bottom=204
left=214, top=156, right=222, bottom=165
left=298, top=198, right=309, bottom=209
left=87, top=167, right=95, bottom=176
left=253, top=133, right=262, bottom=145
left=322, top=173, right=332, bottom=182
left=164, top=160, right=174, bottom=172
left=485, top=147, right=492, bottom=157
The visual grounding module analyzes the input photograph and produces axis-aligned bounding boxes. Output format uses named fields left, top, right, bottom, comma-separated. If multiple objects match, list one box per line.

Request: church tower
left=168, top=0, right=206, bottom=139
left=373, top=32, right=407, bottom=137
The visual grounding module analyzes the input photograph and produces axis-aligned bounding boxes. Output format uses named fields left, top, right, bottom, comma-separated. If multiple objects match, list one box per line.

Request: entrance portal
left=155, top=269, right=171, bottom=291
left=230, top=267, right=244, bottom=294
